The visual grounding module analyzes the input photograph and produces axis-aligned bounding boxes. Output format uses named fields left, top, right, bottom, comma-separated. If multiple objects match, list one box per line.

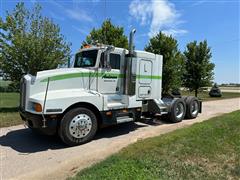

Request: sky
left=1, top=0, right=239, bottom=84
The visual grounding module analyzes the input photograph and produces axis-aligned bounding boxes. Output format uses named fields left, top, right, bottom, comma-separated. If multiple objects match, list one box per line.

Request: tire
left=58, top=107, right=98, bottom=146
left=185, top=96, right=199, bottom=119
left=181, top=96, right=188, bottom=102
left=168, top=98, right=186, bottom=123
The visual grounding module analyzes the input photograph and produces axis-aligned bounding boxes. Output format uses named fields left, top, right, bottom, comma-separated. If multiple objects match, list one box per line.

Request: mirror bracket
left=103, top=45, right=115, bottom=70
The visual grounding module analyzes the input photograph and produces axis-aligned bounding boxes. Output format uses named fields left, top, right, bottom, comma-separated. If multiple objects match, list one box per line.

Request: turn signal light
left=34, top=103, right=42, bottom=112
left=106, top=111, right=112, bottom=116
left=122, top=109, right=128, bottom=113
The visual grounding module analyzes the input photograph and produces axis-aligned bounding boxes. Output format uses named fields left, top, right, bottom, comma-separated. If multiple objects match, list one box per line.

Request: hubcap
left=191, top=101, right=199, bottom=116
left=176, top=103, right=184, bottom=119
left=69, top=114, right=92, bottom=138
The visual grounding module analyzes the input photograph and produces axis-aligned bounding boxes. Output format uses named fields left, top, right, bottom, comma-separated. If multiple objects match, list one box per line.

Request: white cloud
left=129, top=0, right=187, bottom=37
left=65, top=9, right=93, bottom=22
left=49, top=0, right=93, bottom=23
left=49, top=11, right=65, bottom=21
left=192, top=0, right=207, bottom=7
left=129, top=0, right=152, bottom=25
left=72, top=25, right=89, bottom=35
left=162, top=29, right=188, bottom=36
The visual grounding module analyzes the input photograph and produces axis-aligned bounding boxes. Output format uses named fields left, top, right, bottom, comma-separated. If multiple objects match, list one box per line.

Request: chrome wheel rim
left=191, top=101, right=199, bottom=116
left=176, top=103, right=184, bottom=119
left=69, top=114, right=92, bottom=138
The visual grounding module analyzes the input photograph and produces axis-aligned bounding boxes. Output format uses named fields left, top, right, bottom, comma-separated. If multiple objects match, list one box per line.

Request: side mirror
left=103, top=45, right=115, bottom=71
left=103, top=53, right=111, bottom=72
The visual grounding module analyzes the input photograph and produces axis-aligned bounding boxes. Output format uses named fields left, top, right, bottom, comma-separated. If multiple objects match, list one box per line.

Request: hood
left=28, top=68, right=97, bottom=98
left=36, top=68, right=91, bottom=82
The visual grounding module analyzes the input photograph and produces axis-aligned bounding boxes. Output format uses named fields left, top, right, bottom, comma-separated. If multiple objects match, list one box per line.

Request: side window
left=110, top=54, right=120, bottom=69
left=99, top=53, right=121, bottom=69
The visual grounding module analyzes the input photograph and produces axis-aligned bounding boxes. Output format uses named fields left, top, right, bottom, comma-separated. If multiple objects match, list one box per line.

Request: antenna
left=104, top=0, right=107, bottom=44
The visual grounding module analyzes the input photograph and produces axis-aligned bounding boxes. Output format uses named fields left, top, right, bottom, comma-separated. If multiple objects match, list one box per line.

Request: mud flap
left=199, top=100, right=202, bottom=113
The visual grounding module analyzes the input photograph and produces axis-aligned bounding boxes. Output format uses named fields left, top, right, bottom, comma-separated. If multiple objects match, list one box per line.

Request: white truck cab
left=19, top=29, right=201, bottom=146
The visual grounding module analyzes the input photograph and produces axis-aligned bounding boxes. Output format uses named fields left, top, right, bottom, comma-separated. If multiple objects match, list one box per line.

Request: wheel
left=185, top=96, right=199, bottom=119
left=181, top=96, right=188, bottom=102
left=58, top=107, right=98, bottom=146
left=168, top=98, right=186, bottom=123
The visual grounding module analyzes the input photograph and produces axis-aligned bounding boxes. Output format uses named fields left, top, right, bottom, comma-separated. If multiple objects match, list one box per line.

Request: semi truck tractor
left=19, top=29, right=201, bottom=146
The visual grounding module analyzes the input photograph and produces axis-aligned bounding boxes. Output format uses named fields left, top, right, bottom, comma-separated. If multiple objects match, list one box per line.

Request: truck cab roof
left=77, top=46, right=127, bottom=54
left=77, top=45, right=157, bottom=59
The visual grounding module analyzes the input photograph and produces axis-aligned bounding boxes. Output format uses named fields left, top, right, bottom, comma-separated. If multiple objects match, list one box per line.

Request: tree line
left=0, top=3, right=214, bottom=97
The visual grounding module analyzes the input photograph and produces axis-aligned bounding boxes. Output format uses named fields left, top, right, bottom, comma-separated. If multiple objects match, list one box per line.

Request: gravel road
left=1, top=98, right=240, bottom=180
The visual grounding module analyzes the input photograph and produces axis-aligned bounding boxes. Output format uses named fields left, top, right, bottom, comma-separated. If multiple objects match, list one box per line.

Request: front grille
left=20, top=78, right=26, bottom=110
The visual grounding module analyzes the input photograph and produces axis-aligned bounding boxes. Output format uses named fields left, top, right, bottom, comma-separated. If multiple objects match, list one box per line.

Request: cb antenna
left=104, top=0, right=107, bottom=44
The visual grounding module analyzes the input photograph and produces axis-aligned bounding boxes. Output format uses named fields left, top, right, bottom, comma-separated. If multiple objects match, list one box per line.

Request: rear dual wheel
left=185, top=96, right=200, bottom=119
left=167, top=98, right=186, bottom=123
left=164, top=96, right=200, bottom=123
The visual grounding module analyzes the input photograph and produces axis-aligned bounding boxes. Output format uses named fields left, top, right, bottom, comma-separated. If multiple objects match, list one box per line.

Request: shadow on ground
left=0, top=118, right=168, bottom=153
left=0, top=128, right=67, bottom=153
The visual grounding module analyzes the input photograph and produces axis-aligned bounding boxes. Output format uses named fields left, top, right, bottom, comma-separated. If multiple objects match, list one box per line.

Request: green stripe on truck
left=40, top=72, right=161, bottom=82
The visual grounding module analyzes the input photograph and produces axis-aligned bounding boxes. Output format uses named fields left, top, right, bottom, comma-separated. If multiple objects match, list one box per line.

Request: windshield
left=74, top=50, right=98, bottom=68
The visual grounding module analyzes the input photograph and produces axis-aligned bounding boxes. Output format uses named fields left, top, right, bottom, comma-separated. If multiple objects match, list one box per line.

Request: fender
left=28, top=89, right=104, bottom=115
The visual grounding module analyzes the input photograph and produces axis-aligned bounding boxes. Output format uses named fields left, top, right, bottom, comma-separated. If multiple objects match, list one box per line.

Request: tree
left=0, top=3, right=71, bottom=87
left=183, top=40, right=215, bottom=97
left=145, top=32, right=185, bottom=95
left=83, top=19, right=128, bottom=49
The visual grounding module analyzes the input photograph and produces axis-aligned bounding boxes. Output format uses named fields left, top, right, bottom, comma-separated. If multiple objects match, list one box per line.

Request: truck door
left=135, top=55, right=163, bottom=100
left=97, top=53, right=121, bottom=94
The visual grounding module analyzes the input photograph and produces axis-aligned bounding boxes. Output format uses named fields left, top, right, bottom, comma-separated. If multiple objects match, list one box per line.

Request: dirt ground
left=0, top=98, right=240, bottom=180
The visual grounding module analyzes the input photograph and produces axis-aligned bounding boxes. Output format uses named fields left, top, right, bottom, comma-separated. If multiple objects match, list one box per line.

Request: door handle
left=144, top=64, right=147, bottom=72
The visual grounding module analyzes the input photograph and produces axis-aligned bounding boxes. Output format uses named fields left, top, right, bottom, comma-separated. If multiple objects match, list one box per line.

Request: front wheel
left=58, top=107, right=98, bottom=146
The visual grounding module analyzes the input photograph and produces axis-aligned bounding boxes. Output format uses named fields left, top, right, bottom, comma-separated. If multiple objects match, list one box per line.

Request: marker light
left=106, top=111, right=112, bottom=116
left=34, top=103, right=42, bottom=112
left=122, top=109, right=128, bottom=113
left=83, top=45, right=91, bottom=48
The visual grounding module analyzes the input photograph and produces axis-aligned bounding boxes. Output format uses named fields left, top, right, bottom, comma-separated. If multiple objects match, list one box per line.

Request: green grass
left=72, top=110, right=240, bottom=180
left=0, top=112, right=22, bottom=127
left=0, top=80, right=12, bottom=87
left=181, top=90, right=240, bottom=101
left=0, top=92, right=19, bottom=108
left=0, top=92, right=21, bottom=127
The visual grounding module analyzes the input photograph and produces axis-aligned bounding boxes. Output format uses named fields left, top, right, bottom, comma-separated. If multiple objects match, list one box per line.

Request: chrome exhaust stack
left=125, top=29, right=137, bottom=95
left=129, top=29, right=136, bottom=56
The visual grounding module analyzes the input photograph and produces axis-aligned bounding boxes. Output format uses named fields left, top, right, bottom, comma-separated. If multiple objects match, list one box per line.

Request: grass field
left=72, top=110, right=240, bottom=180
left=0, top=92, right=19, bottom=108
left=181, top=90, right=240, bottom=101
left=0, top=92, right=21, bottom=127
left=0, top=80, right=11, bottom=87
left=0, top=112, right=22, bottom=128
